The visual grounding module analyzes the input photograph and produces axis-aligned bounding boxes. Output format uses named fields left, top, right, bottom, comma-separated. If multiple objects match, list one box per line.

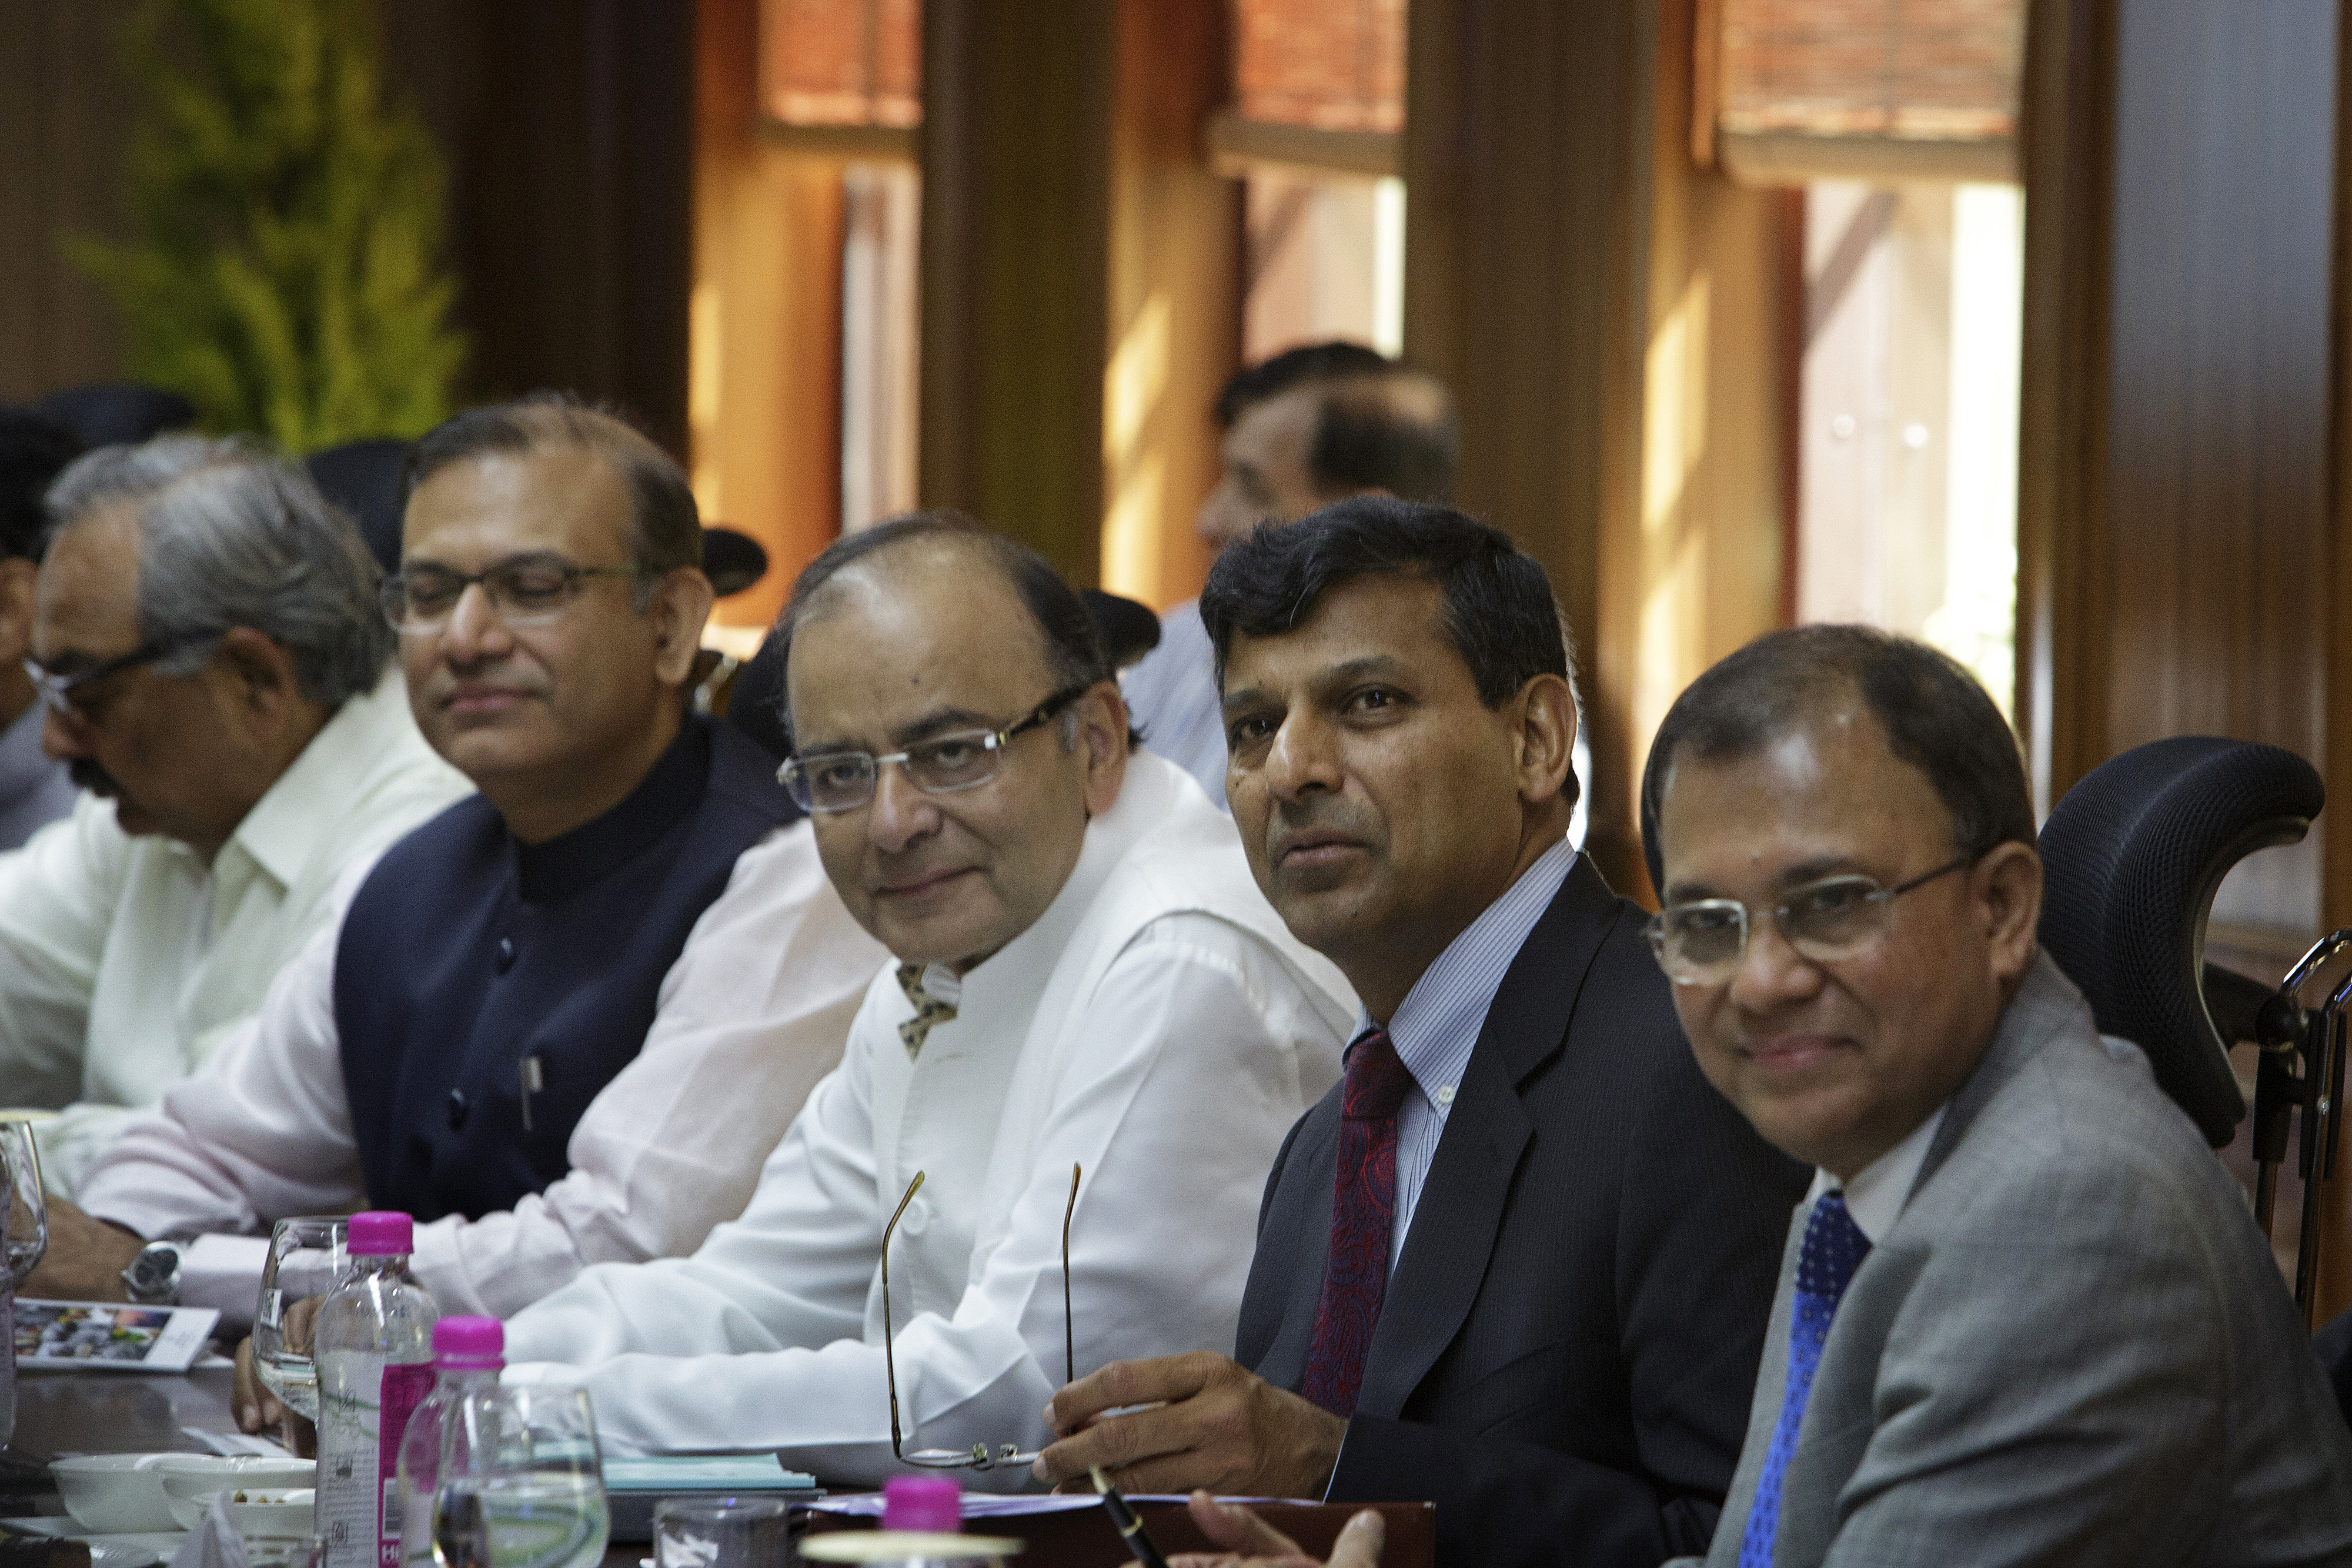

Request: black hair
left=0, top=412, right=83, bottom=560
left=1639, top=624, right=2035, bottom=892
left=1200, top=496, right=1578, bottom=805
left=1214, top=342, right=1459, bottom=505
left=403, top=393, right=701, bottom=587
left=769, top=511, right=1120, bottom=751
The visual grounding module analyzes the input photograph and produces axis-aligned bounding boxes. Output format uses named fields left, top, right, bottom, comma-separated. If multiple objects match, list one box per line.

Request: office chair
left=305, top=438, right=409, bottom=576
left=28, top=383, right=194, bottom=449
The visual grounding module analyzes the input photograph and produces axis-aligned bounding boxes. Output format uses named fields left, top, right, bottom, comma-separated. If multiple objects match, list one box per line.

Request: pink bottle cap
left=348, top=1211, right=413, bottom=1256
left=882, top=1475, right=961, bottom=1533
left=433, top=1316, right=503, bottom=1370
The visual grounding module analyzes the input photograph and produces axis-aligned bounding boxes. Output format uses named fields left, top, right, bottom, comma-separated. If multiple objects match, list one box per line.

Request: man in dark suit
left=1034, top=499, right=1809, bottom=1568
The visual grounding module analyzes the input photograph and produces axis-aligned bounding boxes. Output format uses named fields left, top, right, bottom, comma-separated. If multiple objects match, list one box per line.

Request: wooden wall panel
left=1404, top=0, right=1789, bottom=901
left=0, top=0, right=145, bottom=402
left=917, top=0, right=1114, bottom=583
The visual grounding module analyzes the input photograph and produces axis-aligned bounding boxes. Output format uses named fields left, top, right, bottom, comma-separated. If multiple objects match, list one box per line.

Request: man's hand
left=1168, top=1492, right=1384, bottom=1568
left=232, top=1337, right=285, bottom=1433
left=1031, top=1352, right=1345, bottom=1498
left=22, top=1198, right=141, bottom=1302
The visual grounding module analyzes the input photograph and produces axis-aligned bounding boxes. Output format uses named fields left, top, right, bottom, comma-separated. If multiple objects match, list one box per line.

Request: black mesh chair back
left=29, top=383, right=195, bottom=449
left=2037, top=737, right=2323, bottom=1148
left=305, top=439, right=410, bottom=576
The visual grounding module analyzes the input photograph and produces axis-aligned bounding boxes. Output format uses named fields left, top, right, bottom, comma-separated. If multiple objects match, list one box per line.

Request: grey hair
left=45, top=435, right=394, bottom=708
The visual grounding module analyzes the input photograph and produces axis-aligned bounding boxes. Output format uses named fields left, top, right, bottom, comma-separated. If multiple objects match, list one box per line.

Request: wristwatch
left=121, top=1241, right=182, bottom=1306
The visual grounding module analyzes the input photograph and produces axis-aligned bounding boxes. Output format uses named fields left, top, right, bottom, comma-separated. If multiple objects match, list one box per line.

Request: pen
left=1090, top=1465, right=1171, bottom=1568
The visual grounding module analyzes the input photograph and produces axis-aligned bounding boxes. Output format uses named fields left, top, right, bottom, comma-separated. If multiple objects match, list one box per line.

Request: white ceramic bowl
left=153, top=1456, right=317, bottom=1529
left=224, top=1489, right=315, bottom=1540
left=51, top=1454, right=182, bottom=1534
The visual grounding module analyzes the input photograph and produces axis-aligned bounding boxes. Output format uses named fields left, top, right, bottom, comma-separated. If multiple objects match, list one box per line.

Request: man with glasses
left=0, top=434, right=469, bottom=1201
left=1034, top=500, right=1805, bottom=1568
left=1643, top=626, right=2352, bottom=1566
left=50, top=400, right=883, bottom=1398
left=499, top=514, right=1356, bottom=1485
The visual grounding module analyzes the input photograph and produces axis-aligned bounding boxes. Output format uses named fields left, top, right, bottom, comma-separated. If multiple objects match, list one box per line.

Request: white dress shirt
left=1375, top=837, right=1575, bottom=1274
left=1120, top=602, right=1228, bottom=809
left=0, top=668, right=470, bottom=1192
left=502, top=752, right=1357, bottom=1486
left=78, top=818, right=887, bottom=1322
left=1804, top=1105, right=1947, bottom=1244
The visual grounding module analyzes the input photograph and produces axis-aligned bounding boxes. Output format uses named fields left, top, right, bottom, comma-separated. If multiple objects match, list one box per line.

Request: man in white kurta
left=0, top=439, right=470, bottom=1192
left=503, top=520, right=1354, bottom=1486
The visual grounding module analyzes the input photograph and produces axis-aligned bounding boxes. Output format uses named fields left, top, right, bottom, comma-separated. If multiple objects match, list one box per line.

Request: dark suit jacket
left=1236, top=857, right=1809, bottom=1568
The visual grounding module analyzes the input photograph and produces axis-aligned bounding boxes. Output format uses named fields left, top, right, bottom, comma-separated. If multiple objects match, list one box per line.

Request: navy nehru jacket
left=336, top=715, right=799, bottom=1222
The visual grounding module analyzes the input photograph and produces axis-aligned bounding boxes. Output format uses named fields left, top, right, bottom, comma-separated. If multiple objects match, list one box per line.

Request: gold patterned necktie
left=896, top=963, right=959, bottom=1059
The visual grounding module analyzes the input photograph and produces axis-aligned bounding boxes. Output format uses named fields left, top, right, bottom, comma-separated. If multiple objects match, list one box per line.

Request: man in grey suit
left=1643, top=624, right=2352, bottom=1566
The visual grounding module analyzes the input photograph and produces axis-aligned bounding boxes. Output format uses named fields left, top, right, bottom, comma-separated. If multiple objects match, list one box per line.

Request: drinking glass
left=432, top=1384, right=609, bottom=1568
left=0, top=1115, right=49, bottom=1450
left=253, top=1216, right=347, bottom=1422
left=652, top=1498, right=789, bottom=1568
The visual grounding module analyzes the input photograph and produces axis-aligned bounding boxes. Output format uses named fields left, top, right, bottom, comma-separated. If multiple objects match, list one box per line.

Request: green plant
left=71, top=0, right=466, bottom=450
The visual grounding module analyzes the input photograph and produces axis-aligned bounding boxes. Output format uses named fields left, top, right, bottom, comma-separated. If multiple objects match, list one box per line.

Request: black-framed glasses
left=25, top=637, right=209, bottom=720
left=1645, top=854, right=1978, bottom=987
left=882, top=1163, right=1078, bottom=1470
left=379, top=553, right=647, bottom=631
left=779, top=687, right=1087, bottom=814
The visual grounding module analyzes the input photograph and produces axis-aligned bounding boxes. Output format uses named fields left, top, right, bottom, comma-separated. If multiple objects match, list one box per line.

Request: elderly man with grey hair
left=0, top=434, right=470, bottom=1196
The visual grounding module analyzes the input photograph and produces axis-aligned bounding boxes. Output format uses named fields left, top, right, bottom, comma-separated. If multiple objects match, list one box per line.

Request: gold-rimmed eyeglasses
left=881, top=1162, right=1078, bottom=1471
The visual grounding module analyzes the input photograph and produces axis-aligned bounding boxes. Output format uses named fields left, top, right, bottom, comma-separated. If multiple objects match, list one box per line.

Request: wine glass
left=433, top=1384, right=609, bottom=1568
left=0, top=1114, right=49, bottom=1451
left=253, top=1216, right=348, bottom=1424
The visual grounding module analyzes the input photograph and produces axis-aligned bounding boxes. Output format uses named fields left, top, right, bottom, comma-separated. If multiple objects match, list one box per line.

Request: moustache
left=69, top=759, right=121, bottom=798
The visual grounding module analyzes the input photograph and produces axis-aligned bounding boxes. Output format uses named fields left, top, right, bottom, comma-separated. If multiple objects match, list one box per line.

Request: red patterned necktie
left=1298, top=1025, right=1416, bottom=1417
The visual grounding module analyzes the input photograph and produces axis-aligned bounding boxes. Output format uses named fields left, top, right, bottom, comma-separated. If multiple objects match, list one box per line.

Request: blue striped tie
left=1739, top=1191, right=1872, bottom=1568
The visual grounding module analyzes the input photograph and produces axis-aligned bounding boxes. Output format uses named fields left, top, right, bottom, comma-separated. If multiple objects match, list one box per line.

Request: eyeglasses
left=25, top=638, right=210, bottom=720
left=881, top=1163, right=1078, bottom=1470
left=379, top=553, right=646, bottom=631
left=779, top=688, right=1086, bottom=814
left=1645, top=854, right=1977, bottom=987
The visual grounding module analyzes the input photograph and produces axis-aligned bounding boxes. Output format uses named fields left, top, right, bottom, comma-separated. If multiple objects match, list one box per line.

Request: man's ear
left=1074, top=679, right=1130, bottom=817
left=1977, top=841, right=2043, bottom=985
left=213, top=627, right=307, bottom=729
left=0, top=559, right=38, bottom=664
left=647, top=568, right=717, bottom=687
left=1513, top=673, right=1579, bottom=807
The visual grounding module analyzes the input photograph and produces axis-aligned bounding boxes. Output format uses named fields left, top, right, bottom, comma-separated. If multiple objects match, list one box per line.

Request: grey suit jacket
left=1687, top=951, right=2352, bottom=1567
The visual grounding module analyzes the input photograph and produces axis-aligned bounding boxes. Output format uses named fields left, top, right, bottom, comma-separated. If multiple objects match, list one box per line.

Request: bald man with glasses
left=52, top=399, right=886, bottom=1425
left=499, top=513, right=1355, bottom=1487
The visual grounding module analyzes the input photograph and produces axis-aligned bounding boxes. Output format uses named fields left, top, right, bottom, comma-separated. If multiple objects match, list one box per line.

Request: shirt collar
left=1807, top=1104, right=1947, bottom=1245
left=1371, top=837, right=1578, bottom=1112
left=226, top=667, right=415, bottom=890
left=0, top=701, right=53, bottom=807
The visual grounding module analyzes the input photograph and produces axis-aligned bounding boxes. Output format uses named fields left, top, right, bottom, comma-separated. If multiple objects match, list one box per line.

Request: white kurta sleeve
left=411, top=823, right=886, bottom=1317
left=0, top=801, right=130, bottom=1109
left=505, top=915, right=1341, bottom=1488
left=75, top=918, right=360, bottom=1238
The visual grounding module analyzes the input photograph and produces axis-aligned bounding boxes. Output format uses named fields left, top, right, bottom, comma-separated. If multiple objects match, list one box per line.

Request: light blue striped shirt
left=1372, top=835, right=1578, bottom=1275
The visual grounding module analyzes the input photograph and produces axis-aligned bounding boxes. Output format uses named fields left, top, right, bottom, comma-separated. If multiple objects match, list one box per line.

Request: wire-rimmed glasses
left=1645, top=854, right=1976, bottom=986
left=379, top=553, right=645, bottom=631
left=881, top=1164, right=1078, bottom=1471
left=24, top=636, right=214, bottom=720
left=779, top=688, right=1086, bottom=814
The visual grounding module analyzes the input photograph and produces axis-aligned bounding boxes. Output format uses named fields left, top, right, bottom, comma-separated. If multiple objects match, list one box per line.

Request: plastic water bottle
left=395, top=1318, right=504, bottom=1568
left=316, top=1212, right=440, bottom=1568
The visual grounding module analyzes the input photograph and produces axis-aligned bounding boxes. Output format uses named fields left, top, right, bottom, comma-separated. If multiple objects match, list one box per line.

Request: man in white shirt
left=1121, top=343, right=1456, bottom=806
left=1645, top=626, right=2352, bottom=1565
left=0, top=435, right=470, bottom=1192
left=503, top=515, right=1355, bottom=1486
left=45, top=399, right=884, bottom=1385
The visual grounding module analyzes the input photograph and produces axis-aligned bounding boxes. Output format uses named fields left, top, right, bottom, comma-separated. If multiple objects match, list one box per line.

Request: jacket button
left=447, top=1089, right=469, bottom=1130
left=495, top=937, right=516, bottom=975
